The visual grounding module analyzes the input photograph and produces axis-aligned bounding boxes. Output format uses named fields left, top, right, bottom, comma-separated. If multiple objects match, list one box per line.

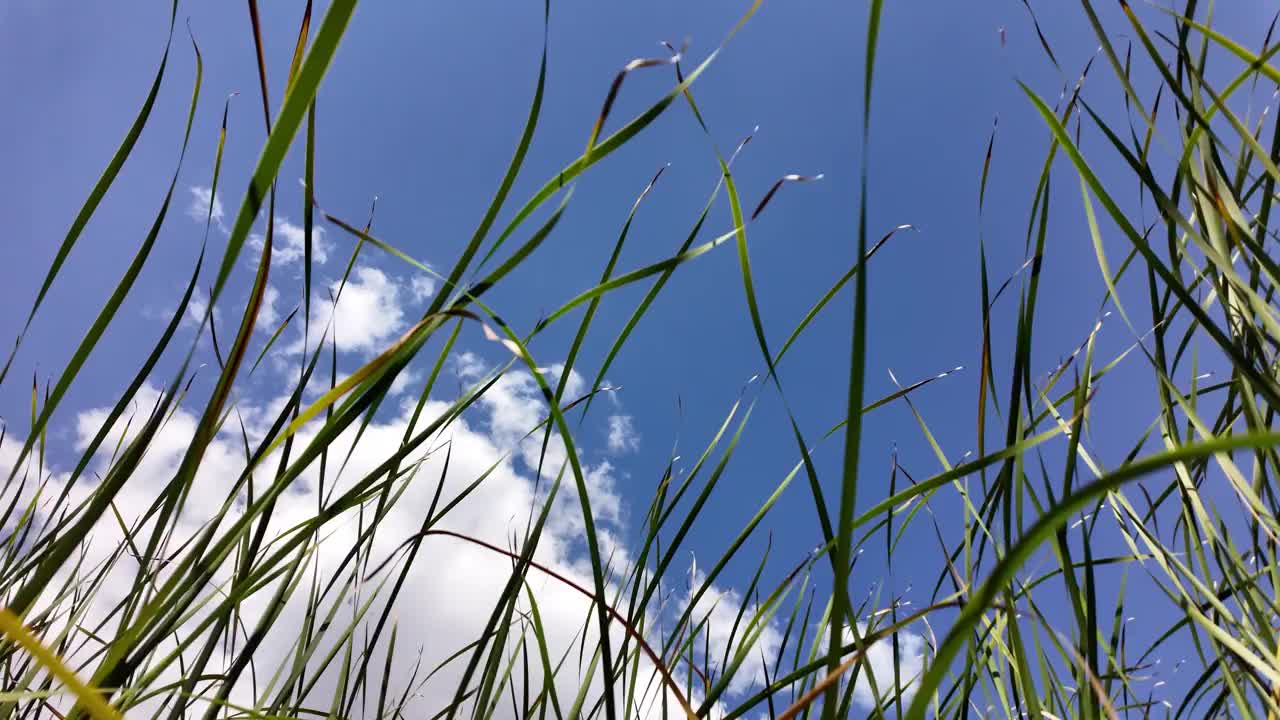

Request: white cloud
left=844, top=622, right=927, bottom=711
left=1, top=364, right=720, bottom=718
left=606, top=414, right=640, bottom=454
left=186, top=185, right=224, bottom=227
left=410, top=275, right=437, bottom=302
left=289, top=266, right=405, bottom=355
left=249, top=216, right=332, bottom=266
left=183, top=285, right=216, bottom=328
left=465, top=358, right=586, bottom=475
left=452, top=356, right=630, bottom=542
left=180, top=283, right=280, bottom=339
left=389, top=367, right=421, bottom=396
left=681, top=564, right=784, bottom=697
left=455, top=350, right=487, bottom=379
left=255, top=284, right=281, bottom=332
left=1, top=350, right=773, bottom=719
left=583, top=460, right=623, bottom=526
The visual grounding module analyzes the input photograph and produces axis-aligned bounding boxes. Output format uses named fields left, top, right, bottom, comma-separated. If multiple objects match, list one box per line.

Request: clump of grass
left=3, top=1, right=1280, bottom=719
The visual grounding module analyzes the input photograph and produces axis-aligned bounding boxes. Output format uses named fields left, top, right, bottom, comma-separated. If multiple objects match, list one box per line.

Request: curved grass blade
left=0, top=0, right=181, bottom=390
left=0, top=609, right=121, bottom=720
left=904, top=432, right=1280, bottom=719
left=4, top=23, right=205, bottom=487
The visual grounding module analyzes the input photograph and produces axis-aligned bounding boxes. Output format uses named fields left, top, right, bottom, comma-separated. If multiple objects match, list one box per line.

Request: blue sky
left=1, top=0, right=1274, bottom=714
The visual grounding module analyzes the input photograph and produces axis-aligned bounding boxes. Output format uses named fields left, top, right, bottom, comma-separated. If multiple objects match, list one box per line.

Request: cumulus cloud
left=249, top=216, right=333, bottom=266
left=457, top=353, right=589, bottom=475
left=410, top=275, right=437, bottom=302
left=844, top=622, right=927, bottom=710
left=3, top=343, right=770, bottom=719
left=185, top=193, right=351, bottom=342
left=182, top=285, right=216, bottom=328
left=389, top=367, right=421, bottom=396
left=289, top=266, right=405, bottom=355
left=2, top=368, right=661, bottom=717
left=178, top=283, right=282, bottom=340
left=681, top=564, right=785, bottom=696
left=255, top=284, right=282, bottom=332
left=455, top=350, right=486, bottom=379
left=186, top=185, right=224, bottom=227
left=606, top=414, right=640, bottom=454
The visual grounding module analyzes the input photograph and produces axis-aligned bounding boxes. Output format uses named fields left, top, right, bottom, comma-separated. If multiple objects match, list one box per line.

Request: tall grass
left=3, top=0, right=1280, bottom=718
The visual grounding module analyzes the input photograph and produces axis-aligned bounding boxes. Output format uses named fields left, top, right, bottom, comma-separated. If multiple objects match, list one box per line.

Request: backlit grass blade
left=905, top=432, right=1280, bottom=719
left=0, top=609, right=120, bottom=720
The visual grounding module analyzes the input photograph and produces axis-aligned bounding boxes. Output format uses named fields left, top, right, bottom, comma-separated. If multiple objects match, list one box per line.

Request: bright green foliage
left=3, top=2, right=1280, bottom=719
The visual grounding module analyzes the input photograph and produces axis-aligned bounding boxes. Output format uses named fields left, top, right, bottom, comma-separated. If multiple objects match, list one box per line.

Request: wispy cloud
left=188, top=187, right=335, bottom=268
left=255, top=284, right=281, bottom=332
left=186, top=186, right=224, bottom=228
left=606, top=414, right=640, bottom=454
left=182, top=285, right=216, bottom=327
left=410, top=275, right=437, bottom=302
left=249, top=216, right=333, bottom=266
